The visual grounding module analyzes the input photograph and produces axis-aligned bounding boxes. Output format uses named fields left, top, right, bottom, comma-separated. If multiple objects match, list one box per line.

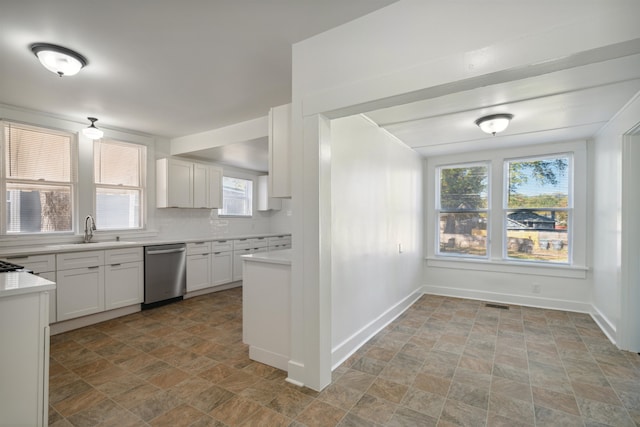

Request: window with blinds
left=3, top=122, right=75, bottom=233
left=94, top=139, right=145, bottom=229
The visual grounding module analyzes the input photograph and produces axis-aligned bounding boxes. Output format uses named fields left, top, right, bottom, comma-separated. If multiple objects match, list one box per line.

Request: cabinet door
left=208, top=166, right=223, bottom=209
left=193, top=163, right=209, bottom=208
left=105, top=262, right=143, bottom=310
left=187, top=253, right=211, bottom=292
left=57, top=267, right=105, bottom=321
left=167, top=158, right=193, bottom=208
left=38, top=271, right=57, bottom=324
left=268, top=103, right=291, bottom=198
left=212, top=251, right=233, bottom=285
left=233, top=248, right=253, bottom=281
left=257, top=175, right=282, bottom=211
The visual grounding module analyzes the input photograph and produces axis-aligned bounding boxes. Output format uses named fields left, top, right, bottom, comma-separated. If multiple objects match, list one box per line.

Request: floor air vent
left=485, top=303, right=509, bottom=310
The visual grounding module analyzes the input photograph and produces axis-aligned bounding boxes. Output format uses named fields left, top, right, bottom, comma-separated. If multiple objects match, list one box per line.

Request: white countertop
left=241, top=249, right=292, bottom=265
left=0, top=272, right=55, bottom=298
left=0, top=233, right=290, bottom=257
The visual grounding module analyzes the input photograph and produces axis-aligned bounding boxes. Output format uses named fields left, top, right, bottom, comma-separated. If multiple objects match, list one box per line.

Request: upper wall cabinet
left=268, top=103, right=291, bottom=198
left=157, top=158, right=222, bottom=208
left=257, top=175, right=282, bottom=211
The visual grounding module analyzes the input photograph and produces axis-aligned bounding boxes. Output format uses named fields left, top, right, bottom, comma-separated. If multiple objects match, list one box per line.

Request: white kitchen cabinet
left=0, top=275, right=53, bottom=426
left=2, top=254, right=57, bottom=324
left=158, top=158, right=222, bottom=209
left=257, top=175, right=282, bottom=211
left=268, top=235, right=292, bottom=251
left=57, top=251, right=105, bottom=321
left=212, top=250, right=233, bottom=285
left=207, top=165, right=223, bottom=209
left=268, top=103, right=291, bottom=198
left=56, top=266, right=105, bottom=321
left=157, top=157, right=194, bottom=208
left=186, top=242, right=212, bottom=292
left=233, top=238, right=269, bottom=281
left=104, top=247, right=143, bottom=310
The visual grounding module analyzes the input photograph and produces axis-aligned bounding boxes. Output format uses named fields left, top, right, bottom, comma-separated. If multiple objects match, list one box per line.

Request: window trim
left=425, top=140, right=588, bottom=278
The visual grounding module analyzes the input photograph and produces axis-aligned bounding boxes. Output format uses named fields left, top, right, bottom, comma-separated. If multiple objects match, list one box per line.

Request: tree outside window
left=437, top=164, right=489, bottom=257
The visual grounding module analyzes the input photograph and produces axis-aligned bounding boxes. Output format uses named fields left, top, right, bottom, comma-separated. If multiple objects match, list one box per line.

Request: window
left=94, top=139, right=145, bottom=229
left=429, top=143, right=584, bottom=270
left=220, top=176, right=253, bottom=217
left=505, top=155, right=571, bottom=263
left=2, top=122, right=75, bottom=234
left=437, top=163, right=489, bottom=257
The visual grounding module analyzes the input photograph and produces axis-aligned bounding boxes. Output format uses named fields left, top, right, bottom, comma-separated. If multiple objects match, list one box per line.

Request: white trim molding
left=331, top=289, right=423, bottom=370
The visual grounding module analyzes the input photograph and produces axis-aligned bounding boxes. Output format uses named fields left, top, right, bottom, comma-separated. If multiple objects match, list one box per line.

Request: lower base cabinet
left=56, top=266, right=105, bottom=321
left=212, top=251, right=233, bottom=285
left=187, top=253, right=212, bottom=292
left=105, top=262, right=143, bottom=309
left=56, top=248, right=143, bottom=322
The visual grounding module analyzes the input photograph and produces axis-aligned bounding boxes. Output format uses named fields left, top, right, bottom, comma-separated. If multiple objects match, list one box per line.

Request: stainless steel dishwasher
left=143, top=243, right=186, bottom=308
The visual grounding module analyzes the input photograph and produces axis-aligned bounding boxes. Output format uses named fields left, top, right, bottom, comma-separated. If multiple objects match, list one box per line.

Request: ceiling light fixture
left=30, top=43, right=87, bottom=77
left=475, top=113, right=514, bottom=136
left=83, top=117, right=104, bottom=140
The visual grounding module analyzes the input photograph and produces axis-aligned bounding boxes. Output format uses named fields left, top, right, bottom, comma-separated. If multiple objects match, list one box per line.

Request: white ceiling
left=365, top=53, right=640, bottom=157
left=0, top=0, right=397, bottom=139
left=2, top=1, right=640, bottom=172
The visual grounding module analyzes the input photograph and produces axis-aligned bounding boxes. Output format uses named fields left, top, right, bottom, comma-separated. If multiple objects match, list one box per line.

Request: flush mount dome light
left=475, top=113, right=514, bottom=136
left=30, top=43, right=87, bottom=77
left=82, top=117, right=104, bottom=140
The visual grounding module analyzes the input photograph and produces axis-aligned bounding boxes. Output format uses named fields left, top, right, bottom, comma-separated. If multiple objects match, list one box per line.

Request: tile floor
left=48, top=288, right=640, bottom=426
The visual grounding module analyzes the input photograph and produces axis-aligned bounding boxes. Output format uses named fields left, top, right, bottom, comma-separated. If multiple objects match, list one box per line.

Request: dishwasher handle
left=146, top=247, right=186, bottom=255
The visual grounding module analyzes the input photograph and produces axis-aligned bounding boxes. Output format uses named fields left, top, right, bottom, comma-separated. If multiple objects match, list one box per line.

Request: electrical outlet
left=532, top=283, right=541, bottom=294
left=398, top=243, right=403, bottom=253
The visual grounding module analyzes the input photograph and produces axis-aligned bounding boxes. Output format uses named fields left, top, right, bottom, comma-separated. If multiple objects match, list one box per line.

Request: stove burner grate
left=0, top=260, right=26, bottom=273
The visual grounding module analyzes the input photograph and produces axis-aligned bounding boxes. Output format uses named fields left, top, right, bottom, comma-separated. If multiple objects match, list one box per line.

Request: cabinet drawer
left=268, top=235, right=291, bottom=246
left=105, top=247, right=143, bottom=265
left=212, top=240, right=233, bottom=252
left=2, top=253, right=55, bottom=273
left=233, top=238, right=253, bottom=250
left=252, top=237, right=268, bottom=248
left=187, top=242, right=211, bottom=255
left=57, top=251, right=104, bottom=270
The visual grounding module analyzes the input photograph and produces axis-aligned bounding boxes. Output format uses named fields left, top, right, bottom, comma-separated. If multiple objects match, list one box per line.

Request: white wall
left=591, top=92, right=640, bottom=343
left=330, top=115, right=423, bottom=367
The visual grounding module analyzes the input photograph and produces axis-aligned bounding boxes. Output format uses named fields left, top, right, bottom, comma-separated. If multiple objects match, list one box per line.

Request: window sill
left=425, top=256, right=588, bottom=279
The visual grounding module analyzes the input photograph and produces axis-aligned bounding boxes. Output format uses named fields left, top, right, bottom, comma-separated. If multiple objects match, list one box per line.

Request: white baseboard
left=249, top=346, right=289, bottom=371
left=331, top=288, right=423, bottom=370
left=590, top=305, right=617, bottom=345
left=287, top=360, right=305, bottom=387
left=422, top=285, right=592, bottom=313
left=184, top=281, right=242, bottom=299
left=50, top=305, right=140, bottom=335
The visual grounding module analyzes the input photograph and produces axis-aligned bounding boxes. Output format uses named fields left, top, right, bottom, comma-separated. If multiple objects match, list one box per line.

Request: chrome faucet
left=84, top=214, right=97, bottom=243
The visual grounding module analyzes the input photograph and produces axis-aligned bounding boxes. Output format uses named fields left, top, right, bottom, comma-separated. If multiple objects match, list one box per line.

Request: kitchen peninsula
left=0, top=271, right=55, bottom=426
left=241, top=249, right=291, bottom=371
